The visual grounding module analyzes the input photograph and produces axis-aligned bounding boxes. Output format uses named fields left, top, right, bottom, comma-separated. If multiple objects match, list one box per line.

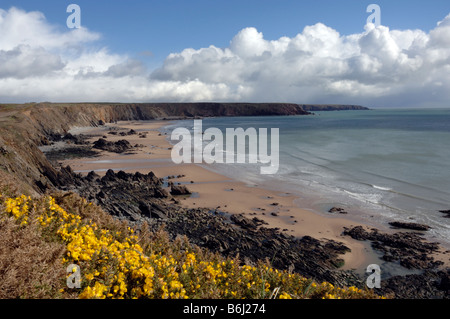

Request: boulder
left=93, top=138, right=133, bottom=153
left=328, top=207, right=348, bottom=214
left=65, top=133, right=89, bottom=145
left=170, top=185, right=191, bottom=195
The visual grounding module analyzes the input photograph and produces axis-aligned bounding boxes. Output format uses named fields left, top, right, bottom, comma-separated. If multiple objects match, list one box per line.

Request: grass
left=0, top=189, right=386, bottom=299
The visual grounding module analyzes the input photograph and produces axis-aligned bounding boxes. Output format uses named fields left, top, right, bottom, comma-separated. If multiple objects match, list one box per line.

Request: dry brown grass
left=0, top=209, right=68, bottom=298
left=0, top=176, right=68, bottom=299
left=0, top=169, right=34, bottom=198
left=0, top=188, right=137, bottom=299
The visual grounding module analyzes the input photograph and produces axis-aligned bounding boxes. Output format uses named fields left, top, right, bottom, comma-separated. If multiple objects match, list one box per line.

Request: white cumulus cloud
left=1, top=6, right=450, bottom=107
left=149, top=14, right=450, bottom=107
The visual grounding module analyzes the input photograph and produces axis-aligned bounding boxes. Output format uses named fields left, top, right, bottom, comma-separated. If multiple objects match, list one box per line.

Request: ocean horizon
left=162, top=108, right=450, bottom=248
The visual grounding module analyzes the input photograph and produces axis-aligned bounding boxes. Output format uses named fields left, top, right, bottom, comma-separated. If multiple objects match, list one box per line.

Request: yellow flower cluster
left=3, top=195, right=32, bottom=226
left=1, top=193, right=386, bottom=300
left=41, top=196, right=188, bottom=299
left=279, top=292, right=292, bottom=299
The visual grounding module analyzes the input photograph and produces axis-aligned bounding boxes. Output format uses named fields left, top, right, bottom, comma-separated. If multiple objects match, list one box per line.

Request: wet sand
left=61, top=120, right=449, bottom=271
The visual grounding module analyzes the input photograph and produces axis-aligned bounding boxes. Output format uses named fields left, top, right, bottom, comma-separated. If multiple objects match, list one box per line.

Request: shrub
left=0, top=192, right=385, bottom=299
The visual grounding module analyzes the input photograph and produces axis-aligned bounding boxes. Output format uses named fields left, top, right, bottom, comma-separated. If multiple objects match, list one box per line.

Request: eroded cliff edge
left=0, top=102, right=317, bottom=193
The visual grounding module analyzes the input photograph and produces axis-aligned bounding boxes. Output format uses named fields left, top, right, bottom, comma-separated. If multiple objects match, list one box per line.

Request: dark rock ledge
left=343, top=226, right=442, bottom=270
left=52, top=166, right=360, bottom=288
left=92, top=138, right=137, bottom=154
left=328, top=207, right=348, bottom=214
left=44, top=163, right=450, bottom=298
left=388, top=221, right=431, bottom=231
left=439, top=210, right=450, bottom=218
left=343, top=226, right=450, bottom=298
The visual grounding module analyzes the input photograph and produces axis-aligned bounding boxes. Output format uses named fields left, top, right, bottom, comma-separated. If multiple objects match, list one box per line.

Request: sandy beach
left=61, top=120, right=449, bottom=271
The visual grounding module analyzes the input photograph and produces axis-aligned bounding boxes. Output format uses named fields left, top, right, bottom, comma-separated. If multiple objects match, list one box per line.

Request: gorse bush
left=0, top=192, right=385, bottom=299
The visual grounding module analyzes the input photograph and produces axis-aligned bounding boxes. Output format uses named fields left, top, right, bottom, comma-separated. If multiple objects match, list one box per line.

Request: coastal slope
left=0, top=102, right=365, bottom=194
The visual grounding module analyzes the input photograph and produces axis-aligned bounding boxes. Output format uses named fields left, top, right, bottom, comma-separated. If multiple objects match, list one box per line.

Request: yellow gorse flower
left=0, top=193, right=386, bottom=300
left=4, top=195, right=32, bottom=226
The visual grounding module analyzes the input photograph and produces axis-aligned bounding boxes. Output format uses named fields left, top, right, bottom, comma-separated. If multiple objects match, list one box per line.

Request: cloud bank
left=1, top=7, right=450, bottom=107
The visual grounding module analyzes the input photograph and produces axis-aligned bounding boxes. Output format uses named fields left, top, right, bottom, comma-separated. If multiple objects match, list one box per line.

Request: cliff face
left=0, top=102, right=368, bottom=194
left=0, top=102, right=310, bottom=194
left=301, top=105, right=369, bottom=111
left=22, top=103, right=311, bottom=141
left=28, top=102, right=309, bottom=126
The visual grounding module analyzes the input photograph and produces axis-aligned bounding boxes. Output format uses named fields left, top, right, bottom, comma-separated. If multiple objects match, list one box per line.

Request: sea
left=161, top=108, right=450, bottom=249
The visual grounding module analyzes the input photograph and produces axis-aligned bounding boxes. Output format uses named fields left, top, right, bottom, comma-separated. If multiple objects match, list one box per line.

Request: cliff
left=0, top=102, right=307, bottom=194
left=301, top=104, right=369, bottom=111
left=0, top=102, right=367, bottom=194
left=26, top=102, right=310, bottom=128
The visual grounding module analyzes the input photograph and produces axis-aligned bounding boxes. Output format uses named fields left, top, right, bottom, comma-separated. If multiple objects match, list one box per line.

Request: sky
left=1, top=0, right=450, bottom=107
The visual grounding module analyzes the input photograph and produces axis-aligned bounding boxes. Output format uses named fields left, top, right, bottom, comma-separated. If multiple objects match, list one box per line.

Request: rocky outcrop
left=328, top=207, right=348, bottom=214
left=92, top=138, right=134, bottom=153
left=342, top=226, right=450, bottom=298
left=53, top=166, right=359, bottom=287
left=159, top=209, right=358, bottom=287
left=379, top=269, right=450, bottom=299
left=388, top=221, right=431, bottom=231
left=343, top=226, right=442, bottom=270
left=58, top=168, right=169, bottom=221
left=170, top=185, right=191, bottom=196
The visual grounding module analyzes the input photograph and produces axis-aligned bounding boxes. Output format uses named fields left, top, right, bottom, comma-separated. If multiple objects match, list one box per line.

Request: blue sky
left=3, top=0, right=450, bottom=69
left=1, top=1, right=450, bottom=106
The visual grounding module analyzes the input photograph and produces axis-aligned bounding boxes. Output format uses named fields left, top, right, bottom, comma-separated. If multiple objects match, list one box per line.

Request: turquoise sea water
left=163, top=109, right=450, bottom=247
